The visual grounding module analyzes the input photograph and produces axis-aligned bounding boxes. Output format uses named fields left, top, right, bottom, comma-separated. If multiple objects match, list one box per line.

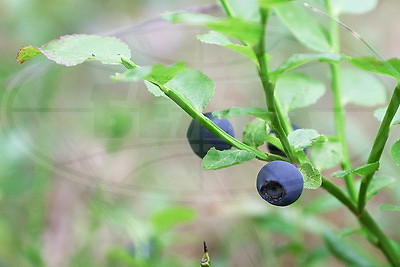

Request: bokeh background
left=1, top=0, right=400, bottom=266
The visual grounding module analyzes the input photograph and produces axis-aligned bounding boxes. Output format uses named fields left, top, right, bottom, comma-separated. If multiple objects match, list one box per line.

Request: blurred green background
left=1, top=0, right=400, bottom=266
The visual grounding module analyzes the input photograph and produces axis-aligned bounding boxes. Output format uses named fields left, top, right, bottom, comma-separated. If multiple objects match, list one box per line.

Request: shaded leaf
left=288, top=129, right=326, bottom=152
left=391, top=140, right=400, bottom=165
left=242, top=118, right=268, bottom=148
left=333, top=162, right=380, bottom=178
left=274, top=3, right=331, bottom=52
left=144, top=81, right=166, bottom=97
left=341, top=68, right=386, bottom=106
left=202, top=148, right=256, bottom=170
left=275, top=72, right=326, bottom=113
left=367, top=176, right=396, bottom=200
left=270, top=53, right=341, bottom=81
left=299, top=162, right=322, bottom=189
left=17, top=34, right=131, bottom=66
left=310, top=140, right=342, bottom=171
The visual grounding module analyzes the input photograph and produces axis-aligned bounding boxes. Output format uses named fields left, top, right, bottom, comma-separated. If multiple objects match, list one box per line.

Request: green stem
left=255, top=8, right=297, bottom=163
left=322, top=178, right=400, bottom=266
left=326, top=0, right=357, bottom=201
left=219, top=0, right=234, bottom=17
left=358, top=84, right=400, bottom=211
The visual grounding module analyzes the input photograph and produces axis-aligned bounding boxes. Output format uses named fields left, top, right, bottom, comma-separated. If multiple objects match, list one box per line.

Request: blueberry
left=186, top=112, right=235, bottom=158
left=256, top=160, right=303, bottom=206
left=268, top=124, right=301, bottom=157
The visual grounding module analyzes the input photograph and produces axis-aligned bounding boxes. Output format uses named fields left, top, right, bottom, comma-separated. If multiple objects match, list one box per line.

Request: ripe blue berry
left=268, top=124, right=300, bottom=157
left=256, top=161, right=303, bottom=206
left=186, top=112, right=235, bottom=158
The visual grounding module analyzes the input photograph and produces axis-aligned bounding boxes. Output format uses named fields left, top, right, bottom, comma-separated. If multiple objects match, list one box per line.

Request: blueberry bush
left=10, top=0, right=400, bottom=265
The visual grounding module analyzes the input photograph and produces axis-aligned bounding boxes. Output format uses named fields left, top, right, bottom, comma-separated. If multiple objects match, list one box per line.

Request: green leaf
left=197, top=31, right=257, bottom=62
left=206, top=18, right=262, bottom=45
left=270, top=53, right=341, bottom=81
left=242, top=118, right=268, bottom=148
left=274, top=3, right=332, bottom=52
left=17, top=34, right=131, bottom=66
left=345, top=56, right=400, bottom=80
left=212, top=107, right=273, bottom=121
left=151, top=206, right=196, bottom=233
left=259, top=0, right=294, bottom=8
left=367, top=176, right=396, bottom=200
left=331, top=0, right=378, bottom=15
left=333, top=162, right=380, bottom=178
left=275, top=73, right=326, bottom=113
left=202, top=148, right=256, bottom=170
left=225, top=0, right=260, bottom=21
left=265, top=135, right=283, bottom=152
left=323, top=231, right=374, bottom=266
left=380, top=204, right=400, bottom=212
left=162, top=12, right=217, bottom=24
left=299, top=162, right=322, bottom=189
left=165, top=68, right=215, bottom=112
left=391, top=140, right=400, bottom=165
left=303, top=195, right=341, bottom=215
left=310, top=140, right=342, bottom=171
left=341, top=68, right=386, bottom=106
left=288, top=129, right=326, bottom=152
left=374, top=106, right=400, bottom=125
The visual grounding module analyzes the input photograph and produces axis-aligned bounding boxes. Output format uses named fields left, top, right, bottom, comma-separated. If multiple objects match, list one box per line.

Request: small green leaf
left=242, top=118, right=268, bottom=148
left=265, top=135, right=283, bottom=152
left=147, top=62, right=187, bottom=85
left=165, top=68, right=215, bottom=112
left=310, top=140, right=342, bottom=171
left=374, top=106, right=400, bottom=125
left=212, top=107, right=273, bottom=121
left=162, top=12, right=217, bottom=24
left=144, top=81, right=166, bottom=97
left=17, top=34, right=132, bottom=66
left=341, top=68, right=386, bottom=106
left=259, top=0, right=294, bottom=8
left=367, top=176, right=396, bottom=200
left=333, top=162, right=380, bottom=178
left=323, top=231, right=374, bottom=266
left=151, top=206, right=196, bottom=233
left=391, top=140, right=400, bottom=165
left=331, top=0, right=378, bottom=15
left=275, top=73, right=326, bottom=113
left=380, top=204, right=400, bottom=212
left=112, top=66, right=153, bottom=82
left=202, top=148, right=256, bottom=170
left=288, top=129, right=326, bottom=152
left=345, top=56, right=400, bottom=80
left=206, top=18, right=262, bottom=45
left=274, top=3, right=332, bottom=52
left=197, top=31, right=257, bottom=62
left=299, top=162, right=322, bottom=189
left=270, top=53, right=341, bottom=81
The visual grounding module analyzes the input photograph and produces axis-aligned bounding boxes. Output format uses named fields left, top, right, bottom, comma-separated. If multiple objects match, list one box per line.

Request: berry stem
left=358, top=84, right=400, bottom=211
left=325, top=0, right=357, bottom=201
left=254, top=8, right=297, bottom=163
